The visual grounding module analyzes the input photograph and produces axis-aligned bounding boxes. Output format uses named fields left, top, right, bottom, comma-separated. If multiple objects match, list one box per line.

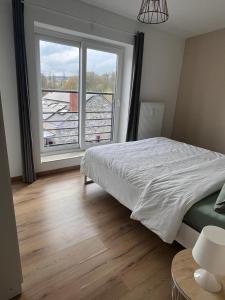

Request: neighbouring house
left=42, top=92, right=113, bottom=147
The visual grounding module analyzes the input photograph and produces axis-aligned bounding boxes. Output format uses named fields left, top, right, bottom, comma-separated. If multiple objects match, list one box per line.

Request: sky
left=40, top=40, right=117, bottom=77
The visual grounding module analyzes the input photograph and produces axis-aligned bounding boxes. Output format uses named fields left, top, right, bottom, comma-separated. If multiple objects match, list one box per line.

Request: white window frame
left=80, top=41, right=123, bottom=149
left=35, top=30, right=124, bottom=155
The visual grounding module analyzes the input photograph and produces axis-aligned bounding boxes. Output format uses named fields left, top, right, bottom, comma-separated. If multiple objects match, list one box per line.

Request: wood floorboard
left=12, top=170, right=182, bottom=300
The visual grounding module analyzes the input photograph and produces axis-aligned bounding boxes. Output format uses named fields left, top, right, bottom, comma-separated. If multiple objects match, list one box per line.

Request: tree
left=41, top=71, right=116, bottom=93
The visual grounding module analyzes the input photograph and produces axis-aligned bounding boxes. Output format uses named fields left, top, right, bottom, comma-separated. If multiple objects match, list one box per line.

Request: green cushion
left=184, top=192, right=225, bottom=232
left=214, top=184, right=225, bottom=213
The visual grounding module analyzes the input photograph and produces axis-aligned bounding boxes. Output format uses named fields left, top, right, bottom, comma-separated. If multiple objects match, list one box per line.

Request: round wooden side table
left=171, top=249, right=225, bottom=300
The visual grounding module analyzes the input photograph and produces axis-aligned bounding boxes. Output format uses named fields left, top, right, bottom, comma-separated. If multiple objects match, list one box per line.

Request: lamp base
left=194, top=268, right=222, bottom=293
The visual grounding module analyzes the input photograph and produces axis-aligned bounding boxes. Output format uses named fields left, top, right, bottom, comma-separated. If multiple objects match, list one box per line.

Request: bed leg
left=84, top=176, right=93, bottom=185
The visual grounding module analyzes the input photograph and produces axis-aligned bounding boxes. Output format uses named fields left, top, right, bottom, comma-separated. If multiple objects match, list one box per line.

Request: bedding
left=214, top=183, right=225, bottom=213
left=81, top=137, right=225, bottom=243
left=184, top=191, right=225, bottom=232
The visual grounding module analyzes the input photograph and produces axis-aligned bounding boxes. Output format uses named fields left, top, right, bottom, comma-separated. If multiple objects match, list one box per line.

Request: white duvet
left=81, top=138, right=225, bottom=243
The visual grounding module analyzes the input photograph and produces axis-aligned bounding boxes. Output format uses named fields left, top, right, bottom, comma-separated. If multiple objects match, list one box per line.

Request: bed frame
left=84, top=176, right=199, bottom=249
left=84, top=176, right=93, bottom=185
left=175, top=223, right=199, bottom=248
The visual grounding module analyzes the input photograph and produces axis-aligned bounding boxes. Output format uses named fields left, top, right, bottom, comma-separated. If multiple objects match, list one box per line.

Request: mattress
left=184, top=191, right=225, bottom=232
left=84, top=157, right=141, bottom=211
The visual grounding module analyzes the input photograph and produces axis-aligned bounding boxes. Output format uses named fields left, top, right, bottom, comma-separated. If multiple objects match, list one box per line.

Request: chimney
left=70, top=93, right=78, bottom=112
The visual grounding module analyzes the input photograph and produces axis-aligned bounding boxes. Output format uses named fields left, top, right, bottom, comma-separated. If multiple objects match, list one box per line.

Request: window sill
left=41, top=151, right=85, bottom=163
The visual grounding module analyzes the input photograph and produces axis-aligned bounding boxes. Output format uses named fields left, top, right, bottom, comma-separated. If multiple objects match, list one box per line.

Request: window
left=85, top=48, right=117, bottom=144
left=37, top=35, right=122, bottom=154
left=40, top=40, right=80, bottom=149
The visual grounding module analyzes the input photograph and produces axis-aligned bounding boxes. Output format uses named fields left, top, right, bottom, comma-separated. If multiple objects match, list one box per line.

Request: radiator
left=138, top=102, right=165, bottom=140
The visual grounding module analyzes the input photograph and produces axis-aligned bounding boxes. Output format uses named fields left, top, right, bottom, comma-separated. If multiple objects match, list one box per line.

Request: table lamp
left=192, top=226, right=225, bottom=293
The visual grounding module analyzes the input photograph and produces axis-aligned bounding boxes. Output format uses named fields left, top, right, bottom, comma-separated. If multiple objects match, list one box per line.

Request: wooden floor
left=13, top=170, right=182, bottom=300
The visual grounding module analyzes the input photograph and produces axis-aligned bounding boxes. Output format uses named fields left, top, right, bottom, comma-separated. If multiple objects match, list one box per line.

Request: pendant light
left=137, top=0, right=169, bottom=24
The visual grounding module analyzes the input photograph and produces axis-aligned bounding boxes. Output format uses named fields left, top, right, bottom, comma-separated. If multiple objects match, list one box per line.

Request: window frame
left=80, top=41, right=123, bottom=149
left=35, top=31, right=124, bottom=155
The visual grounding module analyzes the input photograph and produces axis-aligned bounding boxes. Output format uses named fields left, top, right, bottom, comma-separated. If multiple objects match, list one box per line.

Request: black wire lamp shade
left=137, top=0, right=169, bottom=24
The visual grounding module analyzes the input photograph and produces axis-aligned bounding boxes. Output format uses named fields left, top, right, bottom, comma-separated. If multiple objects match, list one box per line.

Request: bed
left=81, top=137, right=225, bottom=248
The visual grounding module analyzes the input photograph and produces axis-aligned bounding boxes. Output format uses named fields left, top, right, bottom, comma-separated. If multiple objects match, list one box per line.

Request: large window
left=37, top=36, right=122, bottom=153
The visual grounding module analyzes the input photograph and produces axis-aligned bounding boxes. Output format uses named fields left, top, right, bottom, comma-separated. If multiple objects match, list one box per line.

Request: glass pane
left=40, top=40, right=79, bottom=90
left=42, top=91, right=79, bottom=147
left=39, top=40, right=80, bottom=148
left=85, top=48, right=117, bottom=144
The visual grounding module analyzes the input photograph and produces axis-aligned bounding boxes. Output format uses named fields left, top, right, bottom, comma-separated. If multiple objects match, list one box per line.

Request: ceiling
left=81, top=0, right=225, bottom=38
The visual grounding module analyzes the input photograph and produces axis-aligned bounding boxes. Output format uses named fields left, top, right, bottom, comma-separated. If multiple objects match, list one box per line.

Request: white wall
left=25, top=0, right=137, bottom=44
left=0, top=0, right=22, bottom=177
left=118, top=44, right=133, bottom=142
left=1, top=0, right=185, bottom=177
left=139, top=27, right=185, bottom=137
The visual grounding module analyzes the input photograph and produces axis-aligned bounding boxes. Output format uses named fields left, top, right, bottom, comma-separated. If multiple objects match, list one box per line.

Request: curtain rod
left=21, top=1, right=136, bottom=38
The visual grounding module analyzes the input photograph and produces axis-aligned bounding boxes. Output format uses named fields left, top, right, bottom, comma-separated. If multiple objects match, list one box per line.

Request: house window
left=37, top=35, right=122, bottom=153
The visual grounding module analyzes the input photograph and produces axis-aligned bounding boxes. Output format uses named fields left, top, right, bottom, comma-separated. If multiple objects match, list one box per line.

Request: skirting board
left=11, top=165, right=80, bottom=182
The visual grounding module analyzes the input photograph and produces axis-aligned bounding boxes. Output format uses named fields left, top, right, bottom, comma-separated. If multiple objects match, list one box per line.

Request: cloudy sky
left=40, top=40, right=117, bottom=77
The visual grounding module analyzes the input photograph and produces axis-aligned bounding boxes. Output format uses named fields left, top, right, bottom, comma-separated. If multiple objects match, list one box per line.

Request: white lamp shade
left=192, top=226, right=225, bottom=276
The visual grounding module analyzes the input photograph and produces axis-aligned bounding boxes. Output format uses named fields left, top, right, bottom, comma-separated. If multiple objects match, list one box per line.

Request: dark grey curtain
left=12, top=0, right=36, bottom=183
left=126, top=32, right=145, bottom=142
